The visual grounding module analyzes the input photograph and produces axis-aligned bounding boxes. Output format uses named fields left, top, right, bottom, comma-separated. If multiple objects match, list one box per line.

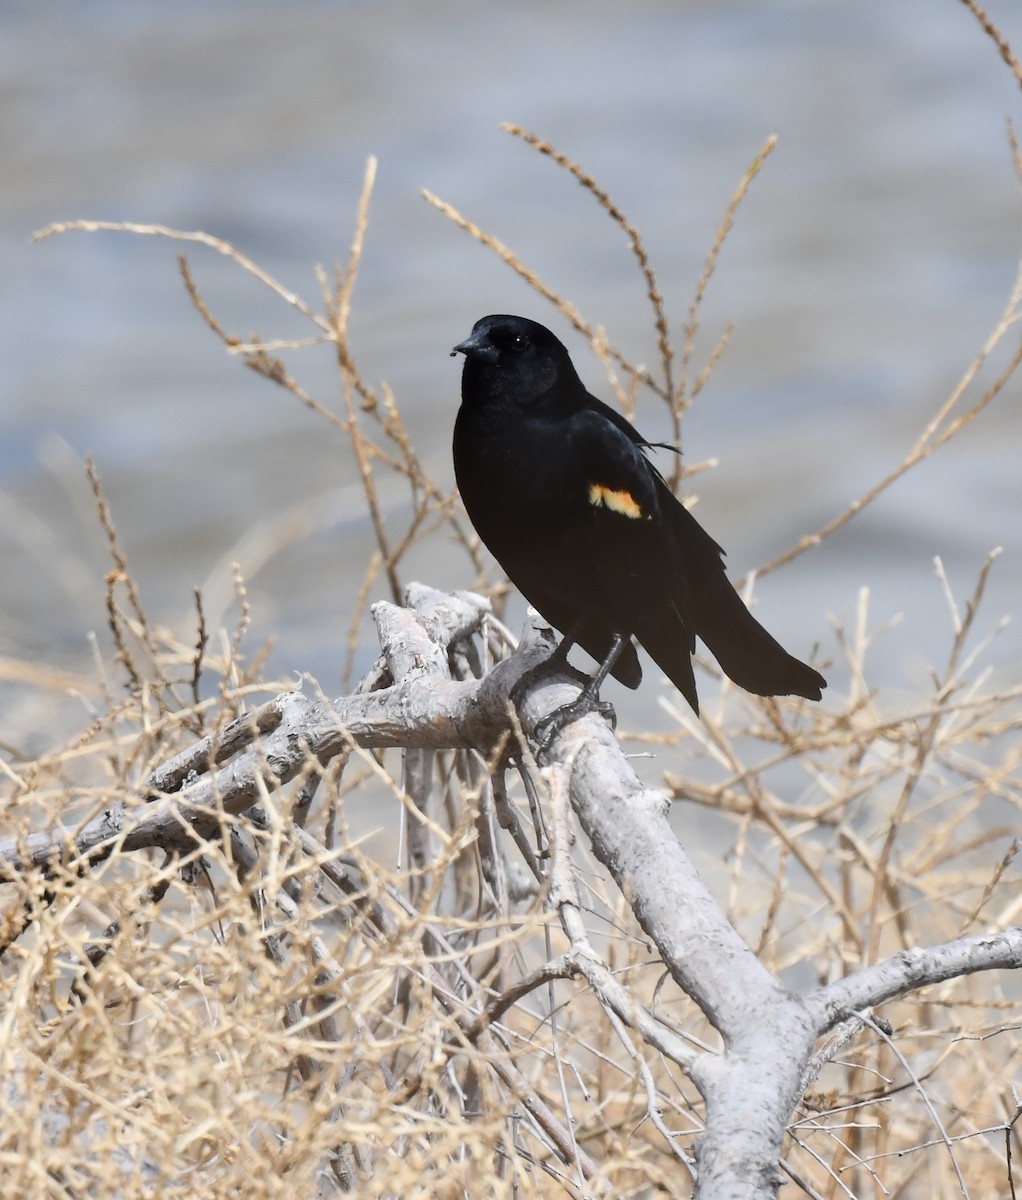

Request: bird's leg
left=532, top=632, right=626, bottom=751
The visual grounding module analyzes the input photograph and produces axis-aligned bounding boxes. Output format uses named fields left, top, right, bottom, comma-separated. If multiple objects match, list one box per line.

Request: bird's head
left=451, top=315, right=581, bottom=408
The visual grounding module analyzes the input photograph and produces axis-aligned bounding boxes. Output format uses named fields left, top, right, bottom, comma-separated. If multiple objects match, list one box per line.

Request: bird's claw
left=508, top=647, right=616, bottom=753
left=533, top=693, right=617, bottom=753
left=509, top=655, right=587, bottom=714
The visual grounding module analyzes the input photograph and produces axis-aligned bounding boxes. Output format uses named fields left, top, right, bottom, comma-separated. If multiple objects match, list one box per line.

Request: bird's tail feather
left=692, top=570, right=826, bottom=701
left=665, top=498, right=826, bottom=705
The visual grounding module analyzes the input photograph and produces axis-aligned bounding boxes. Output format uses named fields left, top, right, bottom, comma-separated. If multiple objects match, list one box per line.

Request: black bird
left=452, top=314, right=825, bottom=733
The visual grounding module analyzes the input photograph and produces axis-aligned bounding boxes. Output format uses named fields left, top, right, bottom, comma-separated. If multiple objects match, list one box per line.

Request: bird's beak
left=451, top=332, right=498, bottom=363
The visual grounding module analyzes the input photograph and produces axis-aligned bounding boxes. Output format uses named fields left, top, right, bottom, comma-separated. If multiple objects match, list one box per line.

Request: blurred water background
left=3, top=0, right=1021, bottom=752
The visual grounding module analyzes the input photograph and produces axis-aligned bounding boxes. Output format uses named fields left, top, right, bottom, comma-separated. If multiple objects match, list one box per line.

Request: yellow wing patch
left=588, top=483, right=644, bottom=519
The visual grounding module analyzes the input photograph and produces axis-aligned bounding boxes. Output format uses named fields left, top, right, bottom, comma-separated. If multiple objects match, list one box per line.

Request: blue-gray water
left=3, top=1, right=1021, bottom=744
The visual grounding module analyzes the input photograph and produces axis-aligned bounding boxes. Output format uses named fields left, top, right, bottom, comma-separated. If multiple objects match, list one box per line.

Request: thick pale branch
left=521, top=690, right=787, bottom=1041
left=0, top=657, right=540, bottom=876
left=545, top=758, right=703, bottom=1071
left=807, top=928, right=1022, bottom=1034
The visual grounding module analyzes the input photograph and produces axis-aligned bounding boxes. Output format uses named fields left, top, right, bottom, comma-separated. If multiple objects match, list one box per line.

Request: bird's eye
left=509, top=334, right=529, bottom=352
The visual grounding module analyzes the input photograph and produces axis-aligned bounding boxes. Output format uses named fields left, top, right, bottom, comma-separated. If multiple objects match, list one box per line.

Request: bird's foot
left=510, top=658, right=615, bottom=753
left=532, top=685, right=617, bottom=753
left=509, top=640, right=617, bottom=753
left=509, top=654, right=588, bottom=713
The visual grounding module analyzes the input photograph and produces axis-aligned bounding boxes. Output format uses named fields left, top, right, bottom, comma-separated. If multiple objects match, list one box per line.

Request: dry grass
left=8, top=35, right=1022, bottom=1194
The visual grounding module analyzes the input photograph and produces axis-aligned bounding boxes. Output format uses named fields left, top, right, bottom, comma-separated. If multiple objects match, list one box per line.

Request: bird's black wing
left=569, top=399, right=825, bottom=711
left=565, top=405, right=704, bottom=710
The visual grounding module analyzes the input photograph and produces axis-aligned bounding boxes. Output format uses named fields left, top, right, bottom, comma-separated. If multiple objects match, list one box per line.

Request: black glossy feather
left=452, top=314, right=825, bottom=714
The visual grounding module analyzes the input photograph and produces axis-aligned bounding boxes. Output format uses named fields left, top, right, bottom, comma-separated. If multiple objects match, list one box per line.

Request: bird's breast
left=454, top=404, right=590, bottom=575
